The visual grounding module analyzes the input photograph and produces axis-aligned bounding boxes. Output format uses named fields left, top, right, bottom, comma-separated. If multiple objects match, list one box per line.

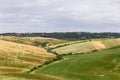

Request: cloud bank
left=0, top=0, right=120, bottom=32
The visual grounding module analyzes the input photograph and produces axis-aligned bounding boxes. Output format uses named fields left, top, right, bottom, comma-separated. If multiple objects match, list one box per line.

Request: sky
left=0, top=0, right=120, bottom=33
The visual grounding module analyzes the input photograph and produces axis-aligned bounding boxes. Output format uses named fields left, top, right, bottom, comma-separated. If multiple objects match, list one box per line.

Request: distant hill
left=0, top=32, right=120, bottom=40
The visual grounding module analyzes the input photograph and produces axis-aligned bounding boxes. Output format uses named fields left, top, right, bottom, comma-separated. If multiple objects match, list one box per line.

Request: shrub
left=33, top=41, right=48, bottom=47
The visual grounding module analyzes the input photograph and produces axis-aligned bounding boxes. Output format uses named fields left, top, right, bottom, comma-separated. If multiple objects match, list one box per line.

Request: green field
left=35, top=46, right=120, bottom=80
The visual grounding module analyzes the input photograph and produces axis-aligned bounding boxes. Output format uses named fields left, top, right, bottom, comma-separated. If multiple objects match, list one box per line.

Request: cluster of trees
left=0, top=32, right=120, bottom=40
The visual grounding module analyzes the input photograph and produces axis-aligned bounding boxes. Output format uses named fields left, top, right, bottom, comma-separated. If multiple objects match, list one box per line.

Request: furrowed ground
left=35, top=46, right=120, bottom=80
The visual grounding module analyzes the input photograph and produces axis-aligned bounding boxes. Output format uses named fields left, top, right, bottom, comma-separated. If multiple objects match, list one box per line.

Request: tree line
left=0, top=32, right=120, bottom=40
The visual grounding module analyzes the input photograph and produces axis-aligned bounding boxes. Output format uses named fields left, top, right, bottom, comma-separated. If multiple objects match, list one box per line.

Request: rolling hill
left=35, top=46, right=120, bottom=80
left=0, top=37, right=120, bottom=80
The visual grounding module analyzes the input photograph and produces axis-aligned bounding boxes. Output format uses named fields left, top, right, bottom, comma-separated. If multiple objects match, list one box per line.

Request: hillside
left=0, top=37, right=120, bottom=80
left=0, top=39, right=55, bottom=73
left=50, top=38, right=120, bottom=54
left=35, top=46, right=120, bottom=80
left=0, top=39, right=67, bottom=80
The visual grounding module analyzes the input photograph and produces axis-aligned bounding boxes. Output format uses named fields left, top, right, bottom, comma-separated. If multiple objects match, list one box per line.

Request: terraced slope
left=0, top=40, right=55, bottom=73
left=35, top=46, right=120, bottom=80
left=51, top=38, right=120, bottom=54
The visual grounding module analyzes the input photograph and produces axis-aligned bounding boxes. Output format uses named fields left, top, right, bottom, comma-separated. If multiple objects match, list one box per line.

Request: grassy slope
left=51, top=38, right=120, bottom=54
left=35, top=46, right=120, bottom=80
left=0, top=39, right=55, bottom=73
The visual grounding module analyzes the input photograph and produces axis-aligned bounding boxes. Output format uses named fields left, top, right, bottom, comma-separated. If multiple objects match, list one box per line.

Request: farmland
left=47, top=40, right=88, bottom=50
left=0, top=37, right=69, bottom=80
left=0, top=39, right=55, bottom=73
left=50, top=38, right=120, bottom=55
left=0, top=36, right=120, bottom=80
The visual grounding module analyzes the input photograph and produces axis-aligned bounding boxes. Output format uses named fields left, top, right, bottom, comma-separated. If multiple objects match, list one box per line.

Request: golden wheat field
left=0, top=39, right=55, bottom=73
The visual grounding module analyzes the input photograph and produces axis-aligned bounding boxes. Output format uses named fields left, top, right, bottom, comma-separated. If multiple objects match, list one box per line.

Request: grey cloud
left=0, top=0, right=120, bottom=33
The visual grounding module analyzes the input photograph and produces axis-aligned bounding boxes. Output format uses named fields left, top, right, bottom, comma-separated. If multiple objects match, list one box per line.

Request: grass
left=35, top=46, right=120, bottom=80
left=0, top=39, right=55, bottom=73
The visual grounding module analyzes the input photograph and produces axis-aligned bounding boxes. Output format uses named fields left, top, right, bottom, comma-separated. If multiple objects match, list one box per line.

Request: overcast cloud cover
left=0, top=0, right=120, bottom=33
